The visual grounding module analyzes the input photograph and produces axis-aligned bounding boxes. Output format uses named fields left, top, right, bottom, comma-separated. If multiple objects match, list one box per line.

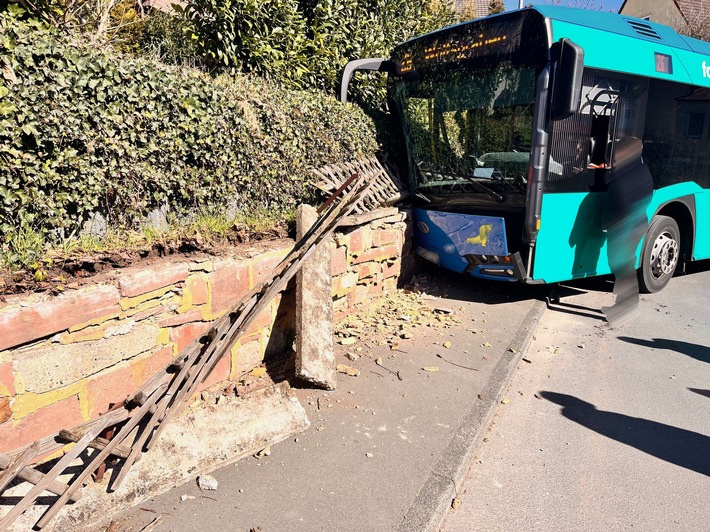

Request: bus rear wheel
left=638, top=215, right=680, bottom=293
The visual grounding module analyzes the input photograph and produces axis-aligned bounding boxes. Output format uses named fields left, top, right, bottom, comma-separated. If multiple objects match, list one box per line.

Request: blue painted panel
left=413, top=209, right=508, bottom=273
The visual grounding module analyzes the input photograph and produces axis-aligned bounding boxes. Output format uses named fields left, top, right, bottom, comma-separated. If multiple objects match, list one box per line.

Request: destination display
left=393, top=11, right=546, bottom=77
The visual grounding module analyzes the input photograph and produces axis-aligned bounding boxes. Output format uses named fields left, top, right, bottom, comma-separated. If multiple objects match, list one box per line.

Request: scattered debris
left=443, top=341, right=452, bottom=349
left=481, top=342, right=492, bottom=348
left=451, top=496, right=461, bottom=510
left=336, top=364, right=360, bottom=377
left=138, top=515, right=163, bottom=532
left=422, top=366, right=440, bottom=372
left=333, top=280, right=462, bottom=352
left=501, top=397, right=510, bottom=405
left=435, top=354, right=479, bottom=371
left=180, top=494, right=196, bottom=502
left=197, top=475, right=218, bottom=491
left=365, top=452, right=374, bottom=458
left=254, top=446, right=271, bottom=459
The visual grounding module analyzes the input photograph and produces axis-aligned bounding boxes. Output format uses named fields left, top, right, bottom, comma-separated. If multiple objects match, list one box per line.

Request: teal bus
left=341, top=6, right=710, bottom=292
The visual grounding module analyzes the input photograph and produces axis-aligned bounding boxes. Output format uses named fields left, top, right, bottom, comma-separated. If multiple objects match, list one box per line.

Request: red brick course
left=0, top=362, right=15, bottom=397
left=170, top=322, right=212, bottom=353
left=351, top=244, right=401, bottom=265
left=210, top=262, right=250, bottom=315
left=0, top=285, right=121, bottom=351
left=330, top=246, right=348, bottom=276
left=0, top=394, right=84, bottom=452
left=253, top=250, right=289, bottom=286
left=159, top=309, right=204, bottom=328
left=197, top=354, right=231, bottom=393
left=118, top=263, right=189, bottom=297
left=86, top=365, right=137, bottom=418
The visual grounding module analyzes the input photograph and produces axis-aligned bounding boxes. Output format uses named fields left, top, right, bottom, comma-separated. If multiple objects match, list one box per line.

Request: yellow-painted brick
left=176, top=287, right=193, bottom=314
left=13, top=372, right=26, bottom=395
left=11, top=380, right=88, bottom=421
left=177, top=272, right=210, bottom=314
left=201, top=306, right=223, bottom=322
left=40, top=446, right=71, bottom=465
left=119, top=297, right=164, bottom=319
left=156, top=328, right=170, bottom=346
left=68, top=312, right=121, bottom=333
left=60, top=322, right=113, bottom=344
left=119, top=286, right=175, bottom=311
left=190, top=260, right=214, bottom=272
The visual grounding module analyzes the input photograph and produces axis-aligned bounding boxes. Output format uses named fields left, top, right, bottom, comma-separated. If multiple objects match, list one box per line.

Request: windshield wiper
left=414, top=191, right=432, bottom=203
left=460, top=175, right=505, bottom=202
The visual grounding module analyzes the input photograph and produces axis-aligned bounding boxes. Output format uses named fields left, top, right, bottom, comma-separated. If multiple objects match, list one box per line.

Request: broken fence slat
left=0, top=451, right=80, bottom=502
left=0, top=441, right=40, bottom=495
left=0, top=417, right=112, bottom=530
left=57, top=430, right=131, bottom=460
left=35, top=384, right=168, bottom=530
left=110, top=392, right=171, bottom=492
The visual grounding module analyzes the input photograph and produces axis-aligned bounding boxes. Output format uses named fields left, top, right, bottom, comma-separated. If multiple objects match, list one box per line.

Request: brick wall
left=0, top=209, right=411, bottom=454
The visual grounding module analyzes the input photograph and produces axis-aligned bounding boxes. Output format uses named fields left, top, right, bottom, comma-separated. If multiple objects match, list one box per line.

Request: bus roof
left=400, top=6, right=710, bottom=87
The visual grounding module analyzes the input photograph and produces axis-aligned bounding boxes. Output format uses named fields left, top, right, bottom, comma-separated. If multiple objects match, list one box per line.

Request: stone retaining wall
left=0, top=208, right=411, bottom=454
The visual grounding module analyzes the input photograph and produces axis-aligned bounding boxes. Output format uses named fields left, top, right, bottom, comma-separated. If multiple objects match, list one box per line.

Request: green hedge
left=0, top=9, right=378, bottom=238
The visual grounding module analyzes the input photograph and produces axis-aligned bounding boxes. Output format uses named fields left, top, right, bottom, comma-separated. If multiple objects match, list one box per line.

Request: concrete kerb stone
left=396, top=299, right=547, bottom=532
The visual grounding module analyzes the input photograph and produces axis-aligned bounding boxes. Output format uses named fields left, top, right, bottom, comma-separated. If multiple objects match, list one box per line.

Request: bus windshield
left=392, top=62, right=538, bottom=201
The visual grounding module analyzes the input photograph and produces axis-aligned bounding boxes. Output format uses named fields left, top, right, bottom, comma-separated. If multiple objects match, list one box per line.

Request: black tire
left=638, top=215, right=680, bottom=293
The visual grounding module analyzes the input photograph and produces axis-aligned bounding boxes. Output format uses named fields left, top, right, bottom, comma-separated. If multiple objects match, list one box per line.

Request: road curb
left=396, top=298, right=547, bottom=532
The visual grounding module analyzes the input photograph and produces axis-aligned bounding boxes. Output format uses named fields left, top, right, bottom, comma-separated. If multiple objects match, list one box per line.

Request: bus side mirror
left=340, top=58, right=398, bottom=103
left=550, top=39, right=584, bottom=121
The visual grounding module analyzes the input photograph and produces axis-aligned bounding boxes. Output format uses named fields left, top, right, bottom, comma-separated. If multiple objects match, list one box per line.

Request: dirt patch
left=0, top=227, right=291, bottom=298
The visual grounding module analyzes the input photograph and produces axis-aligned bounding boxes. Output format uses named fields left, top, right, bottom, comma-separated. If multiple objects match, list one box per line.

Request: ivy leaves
left=0, top=11, right=378, bottom=239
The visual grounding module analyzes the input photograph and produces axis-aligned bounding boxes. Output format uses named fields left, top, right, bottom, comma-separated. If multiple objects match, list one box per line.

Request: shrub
left=180, top=0, right=457, bottom=96
left=0, top=8, right=378, bottom=240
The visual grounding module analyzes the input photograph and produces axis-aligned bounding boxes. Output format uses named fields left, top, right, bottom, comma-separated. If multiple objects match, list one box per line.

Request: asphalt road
left=441, top=263, right=710, bottom=531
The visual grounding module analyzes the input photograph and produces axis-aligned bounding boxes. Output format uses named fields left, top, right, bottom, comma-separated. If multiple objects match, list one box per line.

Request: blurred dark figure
left=601, top=137, right=653, bottom=325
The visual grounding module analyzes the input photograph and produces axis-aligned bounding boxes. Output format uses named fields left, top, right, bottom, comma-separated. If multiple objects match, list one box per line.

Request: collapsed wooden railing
left=0, top=158, right=406, bottom=530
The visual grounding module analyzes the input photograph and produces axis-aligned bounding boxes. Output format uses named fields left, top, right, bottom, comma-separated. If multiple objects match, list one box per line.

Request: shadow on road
left=410, top=263, right=548, bottom=306
left=540, top=391, right=710, bottom=477
left=688, top=388, right=710, bottom=399
left=616, top=337, right=710, bottom=364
